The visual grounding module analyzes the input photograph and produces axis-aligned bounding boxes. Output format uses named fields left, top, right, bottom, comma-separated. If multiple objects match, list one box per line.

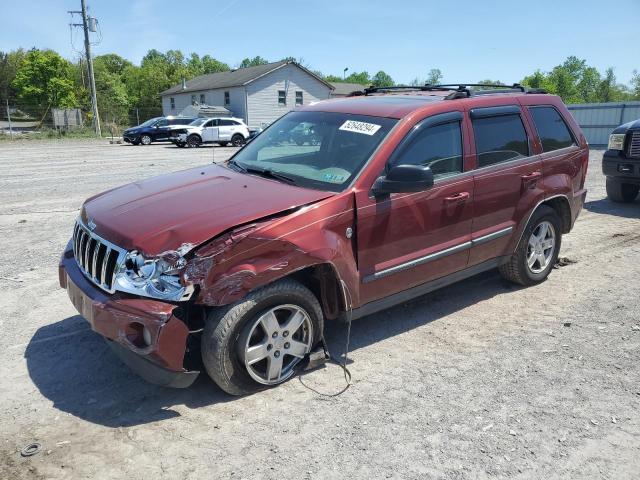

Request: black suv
left=123, top=116, right=197, bottom=145
left=603, top=119, right=640, bottom=202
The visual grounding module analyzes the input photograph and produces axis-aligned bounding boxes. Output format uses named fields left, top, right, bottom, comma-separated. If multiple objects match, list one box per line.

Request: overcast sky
left=1, top=0, right=638, bottom=85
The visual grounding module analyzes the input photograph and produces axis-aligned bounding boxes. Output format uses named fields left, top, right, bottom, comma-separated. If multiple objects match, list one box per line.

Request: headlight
left=113, top=250, right=193, bottom=301
left=608, top=134, right=626, bottom=151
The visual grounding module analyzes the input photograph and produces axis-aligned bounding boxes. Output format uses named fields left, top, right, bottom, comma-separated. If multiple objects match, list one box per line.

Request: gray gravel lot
left=0, top=140, right=639, bottom=479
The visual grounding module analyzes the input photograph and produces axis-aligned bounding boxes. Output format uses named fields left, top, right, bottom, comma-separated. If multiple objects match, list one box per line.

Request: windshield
left=139, top=117, right=161, bottom=127
left=189, top=118, right=208, bottom=126
left=230, top=111, right=397, bottom=191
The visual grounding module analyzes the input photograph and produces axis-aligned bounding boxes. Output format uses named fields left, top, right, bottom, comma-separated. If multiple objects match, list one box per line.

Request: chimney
left=182, top=78, right=187, bottom=90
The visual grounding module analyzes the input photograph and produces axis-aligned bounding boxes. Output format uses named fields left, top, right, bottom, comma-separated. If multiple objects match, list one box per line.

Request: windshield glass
left=231, top=111, right=397, bottom=191
left=189, top=118, right=208, bottom=126
left=139, top=117, right=161, bottom=127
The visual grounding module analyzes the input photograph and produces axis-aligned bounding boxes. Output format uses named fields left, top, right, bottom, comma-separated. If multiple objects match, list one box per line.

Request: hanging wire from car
left=298, top=280, right=353, bottom=396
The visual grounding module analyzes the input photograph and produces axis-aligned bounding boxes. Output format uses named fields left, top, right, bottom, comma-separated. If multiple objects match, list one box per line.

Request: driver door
left=356, top=111, right=475, bottom=305
left=202, top=119, right=219, bottom=142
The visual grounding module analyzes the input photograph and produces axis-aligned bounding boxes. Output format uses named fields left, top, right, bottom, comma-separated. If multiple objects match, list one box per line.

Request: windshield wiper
left=227, top=159, right=246, bottom=172
left=243, top=165, right=297, bottom=185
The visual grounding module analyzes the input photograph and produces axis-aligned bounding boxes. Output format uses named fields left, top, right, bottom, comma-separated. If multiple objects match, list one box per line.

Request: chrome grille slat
left=71, top=219, right=127, bottom=294
left=629, top=131, right=640, bottom=159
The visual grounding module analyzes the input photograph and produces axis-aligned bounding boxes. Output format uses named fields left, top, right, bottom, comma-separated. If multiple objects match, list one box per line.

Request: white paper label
left=339, top=120, right=381, bottom=136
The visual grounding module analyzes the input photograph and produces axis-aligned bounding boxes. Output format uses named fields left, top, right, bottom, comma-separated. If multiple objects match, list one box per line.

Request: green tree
left=93, top=54, right=131, bottom=124
left=239, top=56, right=269, bottom=68
left=0, top=49, right=26, bottom=100
left=426, top=68, right=443, bottom=85
left=631, top=70, right=640, bottom=99
left=11, top=49, right=77, bottom=114
left=371, top=70, right=394, bottom=87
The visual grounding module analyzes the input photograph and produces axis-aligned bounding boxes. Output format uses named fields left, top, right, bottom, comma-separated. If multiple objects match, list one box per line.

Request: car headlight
left=608, top=134, right=626, bottom=151
left=113, top=250, right=193, bottom=301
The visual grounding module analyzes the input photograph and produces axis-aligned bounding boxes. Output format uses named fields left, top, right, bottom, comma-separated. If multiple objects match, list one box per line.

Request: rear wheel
left=201, top=279, right=323, bottom=395
left=187, top=134, right=202, bottom=148
left=140, top=134, right=152, bottom=145
left=499, top=205, right=562, bottom=286
left=175, top=141, right=186, bottom=148
left=231, top=134, right=245, bottom=147
left=606, top=177, right=639, bottom=203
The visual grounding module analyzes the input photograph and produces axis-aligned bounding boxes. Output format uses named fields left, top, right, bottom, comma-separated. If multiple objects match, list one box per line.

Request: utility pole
left=70, top=1, right=100, bottom=136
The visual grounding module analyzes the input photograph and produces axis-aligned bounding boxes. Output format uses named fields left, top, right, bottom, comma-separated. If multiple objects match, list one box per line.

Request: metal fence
left=567, top=101, right=640, bottom=147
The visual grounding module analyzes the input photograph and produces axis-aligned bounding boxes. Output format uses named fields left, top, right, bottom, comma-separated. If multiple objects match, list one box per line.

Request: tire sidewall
left=140, top=134, right=151, bottom=145
left=187, top=134, right=201, bottom=147
left=231, top=134, right=245, bottom=147
left=202, top=281, right=323, bottom=395
left=520, top=208, right=562, bottom=283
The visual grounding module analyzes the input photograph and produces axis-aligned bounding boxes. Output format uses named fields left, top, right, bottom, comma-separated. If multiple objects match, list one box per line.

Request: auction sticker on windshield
left=339, top=120, right=381, bottom=136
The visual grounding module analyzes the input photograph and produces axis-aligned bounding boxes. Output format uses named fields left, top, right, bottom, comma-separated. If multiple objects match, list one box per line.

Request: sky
left=1, top=0, right=638, bottom=85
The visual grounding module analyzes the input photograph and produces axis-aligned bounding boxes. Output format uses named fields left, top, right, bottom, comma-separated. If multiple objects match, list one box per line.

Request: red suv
left=59, top=84, right=588, bottom=395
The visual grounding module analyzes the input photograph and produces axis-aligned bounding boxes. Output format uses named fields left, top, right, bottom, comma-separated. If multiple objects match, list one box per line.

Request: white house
left=160, top=61, right=333, bottom=128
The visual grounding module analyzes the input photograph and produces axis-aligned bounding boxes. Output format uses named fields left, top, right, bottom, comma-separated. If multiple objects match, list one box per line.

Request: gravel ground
left=0, top=140, right=639, bottom=480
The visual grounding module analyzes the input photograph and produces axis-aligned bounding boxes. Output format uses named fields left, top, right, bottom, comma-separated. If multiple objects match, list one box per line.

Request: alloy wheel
left=140, top=135, right=151, bottom=145
left=238, top=304, right=313, bottom=385
left=526, top=220, right=556, bottom=274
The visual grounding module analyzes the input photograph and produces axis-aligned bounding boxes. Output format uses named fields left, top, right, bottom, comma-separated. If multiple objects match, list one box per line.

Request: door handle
left=521, top=171, right=542, bottom=188
left=444, top=192, right=470, bottom=203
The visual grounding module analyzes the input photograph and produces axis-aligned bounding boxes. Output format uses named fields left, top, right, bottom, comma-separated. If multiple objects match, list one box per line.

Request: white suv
left=171, top=117, right=250, bottom=148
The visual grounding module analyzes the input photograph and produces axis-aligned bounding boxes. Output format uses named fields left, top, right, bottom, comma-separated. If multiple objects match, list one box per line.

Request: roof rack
left=364, top=83, right=547, bottom=98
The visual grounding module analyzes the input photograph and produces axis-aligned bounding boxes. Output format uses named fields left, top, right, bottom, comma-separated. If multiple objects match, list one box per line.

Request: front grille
left=72, top=219, right=127, bottom=293
left=629, top=131, right=640, bottom=159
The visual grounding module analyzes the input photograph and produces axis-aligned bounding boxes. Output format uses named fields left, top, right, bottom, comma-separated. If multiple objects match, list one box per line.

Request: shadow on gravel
left=24, top=315, right=230, bottom=428
left=323, top=269, right=516, bottom=359
left=26, top=269, right=515, bottom=427
left=585, top=198, right=640, bottom=219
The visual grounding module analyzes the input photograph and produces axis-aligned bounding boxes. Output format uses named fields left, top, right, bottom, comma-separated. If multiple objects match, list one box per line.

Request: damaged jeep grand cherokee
left=59, top=84, right=588, bottom=395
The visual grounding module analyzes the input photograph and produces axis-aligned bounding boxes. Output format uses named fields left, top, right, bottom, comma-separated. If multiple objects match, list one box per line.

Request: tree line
left=1, top=48, right=638, bottom=128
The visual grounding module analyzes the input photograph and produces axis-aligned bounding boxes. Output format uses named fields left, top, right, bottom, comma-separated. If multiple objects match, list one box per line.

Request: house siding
left=245, top=64, right=331, bottom=128
left=162, top=86, right=246, bottom=121
left=160, top=63, right=331, bottom=127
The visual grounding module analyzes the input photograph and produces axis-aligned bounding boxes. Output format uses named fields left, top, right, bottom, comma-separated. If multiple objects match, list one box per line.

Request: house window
left=191, top=94, right=196, bottom=105
left=295, top=91, right=303, bottom=106
left=200, top=93, right=206, bottom=104
left=170, top=97, right=175, bottom=110
left=224, top=91, right=230, bottom=105
left=278, top=90, right=286, bottom=105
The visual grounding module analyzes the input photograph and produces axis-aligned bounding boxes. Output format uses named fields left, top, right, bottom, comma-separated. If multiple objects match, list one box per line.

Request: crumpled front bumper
left=59, top=242, right=199, bottom=388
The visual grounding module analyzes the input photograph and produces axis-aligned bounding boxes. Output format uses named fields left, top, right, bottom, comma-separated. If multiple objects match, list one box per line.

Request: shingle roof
left=160, top=61, right=333, bottom=96
left=330, top=82, right=367, bottom=96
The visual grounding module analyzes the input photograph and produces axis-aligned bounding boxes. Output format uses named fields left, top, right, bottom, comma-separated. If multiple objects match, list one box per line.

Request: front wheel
left=201, top=279, right=323, bottom=395
left=140, top=134, right=152, bottom=145
left=187, top=134, right=202, bottom=148
left=606, top=177, right=639, bottom=203
left=175, top=141, right=186, bottom=148
left=499, top=205, right=562, bottom=286
left=231, top=134, right=245, bottom=147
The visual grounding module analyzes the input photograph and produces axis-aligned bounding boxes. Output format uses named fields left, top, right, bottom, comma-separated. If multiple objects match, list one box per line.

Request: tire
left=187, top=134, right=202, bottom=148
left=499, top=205, right=562, bottom=286
left=140, top=134, right=152, bottom=145
left=217, top=142, right=229, bottom=147
left=606, top=177, right=639, bottom=203
left=175, top=141, right=185, bottom=148
left=231, top=134, right=245, bottom=147
left=201, top=279, right=323, bottom=396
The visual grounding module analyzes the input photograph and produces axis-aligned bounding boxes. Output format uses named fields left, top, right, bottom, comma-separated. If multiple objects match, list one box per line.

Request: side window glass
left=219, top=119, right=234, bottom=126
left=529, top=107, right=576, bottom=152
left=393, top=121, right=463, bottom=179
left=472, top=115, right=528, bottom=167
left=156, top=119, right=168, bottom=127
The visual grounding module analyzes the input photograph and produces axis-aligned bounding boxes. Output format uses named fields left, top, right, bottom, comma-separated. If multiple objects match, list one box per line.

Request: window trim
left=200, top=93, right=206, bottom=104
left=470, top=109, right=531, bottom=169
left=224, top=91, right=230, bottom=106
left=385, top=111, right=464, bottom=175
left=295, top=90, right=303, bottom=106
left=527, top=104, right=578, bottom=153
left=278, top=90, right=286, bottom=106
left=170, top=97, right=175, bottom=110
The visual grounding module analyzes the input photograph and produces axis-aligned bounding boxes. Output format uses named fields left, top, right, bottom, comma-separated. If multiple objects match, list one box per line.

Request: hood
left=82, top=164, right=334, bottom=256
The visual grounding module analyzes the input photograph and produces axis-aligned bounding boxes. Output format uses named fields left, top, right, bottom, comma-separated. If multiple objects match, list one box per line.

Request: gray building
left=160, top=61, right=333, bottom=128
left=329, top=82, right=366, bottom=97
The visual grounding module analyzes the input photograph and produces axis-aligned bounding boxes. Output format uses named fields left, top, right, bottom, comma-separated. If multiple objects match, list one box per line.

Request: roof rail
left=365, top=83, right=547, bottom=98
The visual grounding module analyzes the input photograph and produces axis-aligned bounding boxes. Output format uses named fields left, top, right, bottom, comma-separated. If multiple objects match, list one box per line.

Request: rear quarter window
left=472, top=115, right=529, bottom=168
left=529, top=106, right=576, bottom=152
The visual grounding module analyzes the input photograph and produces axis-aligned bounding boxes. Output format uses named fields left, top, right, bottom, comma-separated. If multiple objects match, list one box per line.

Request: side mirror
left=372, top=164, right=434, bottom=196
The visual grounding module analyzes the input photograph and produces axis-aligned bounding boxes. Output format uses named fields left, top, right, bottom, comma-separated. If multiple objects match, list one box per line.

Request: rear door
left=218, top=119, right=236, bottom=141
left=357, top=110, right=476, bottom=304
left=467, top=105, right=544, bottom=266
left=202, top=119, right=219, bottom=142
